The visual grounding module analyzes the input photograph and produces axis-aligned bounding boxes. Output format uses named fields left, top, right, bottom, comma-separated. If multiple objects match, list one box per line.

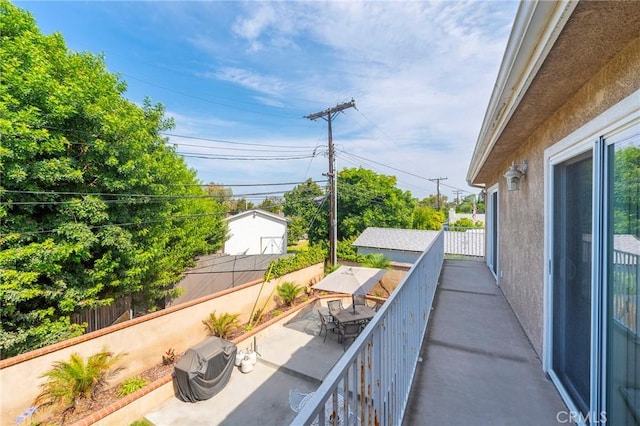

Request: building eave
left=466, top=0, right=577, bottom=185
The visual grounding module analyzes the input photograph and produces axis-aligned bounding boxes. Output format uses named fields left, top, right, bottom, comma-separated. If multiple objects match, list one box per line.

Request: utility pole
left=453, top=190, right=464, bottom=205
left=305, top=99, right=356, bottom=267
left=429, top=177, right=448, bottom=210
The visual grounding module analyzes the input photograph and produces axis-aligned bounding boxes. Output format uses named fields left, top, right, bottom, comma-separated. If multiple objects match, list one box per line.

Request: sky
left=17, top=0, right=520, bottom=203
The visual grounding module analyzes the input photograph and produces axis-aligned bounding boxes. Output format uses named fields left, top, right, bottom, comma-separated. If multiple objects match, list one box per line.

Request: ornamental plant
left=277, top=281, right=303, bottom=306
left=202, top=311, right=241, bottom=339
left=34, top=348, right=124, bottom=415
left=118, top=377, right=149, bottom=397
left=162, top=348, right=176, bottom=366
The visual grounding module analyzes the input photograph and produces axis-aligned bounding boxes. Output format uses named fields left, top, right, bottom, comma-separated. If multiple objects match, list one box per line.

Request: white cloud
left=181, top=1, right=518, bottom=197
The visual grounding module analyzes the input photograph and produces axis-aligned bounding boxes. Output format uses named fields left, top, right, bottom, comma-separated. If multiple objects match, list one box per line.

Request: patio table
left=332, top=305, right=376, bottom=325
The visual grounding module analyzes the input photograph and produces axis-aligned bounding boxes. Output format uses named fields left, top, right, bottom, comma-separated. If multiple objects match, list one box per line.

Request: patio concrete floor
left=145, top=302, right=346, bottom=426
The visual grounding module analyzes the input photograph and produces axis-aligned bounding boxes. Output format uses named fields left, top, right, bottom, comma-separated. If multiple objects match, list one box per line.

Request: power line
left=161, top=132, right=318, bottom=150
left=177, top=152, right=315, bottom=161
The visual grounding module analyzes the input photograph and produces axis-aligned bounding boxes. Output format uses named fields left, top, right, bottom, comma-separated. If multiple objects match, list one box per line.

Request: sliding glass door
left=547, top=111, right=639, bottom=423
left=606, top=129, right=640, bottom=425
left=552, top=152, right=593, bottom=415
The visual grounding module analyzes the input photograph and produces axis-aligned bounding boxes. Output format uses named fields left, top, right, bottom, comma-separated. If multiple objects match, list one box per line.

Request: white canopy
left=312, top=266, right=386, bottom=296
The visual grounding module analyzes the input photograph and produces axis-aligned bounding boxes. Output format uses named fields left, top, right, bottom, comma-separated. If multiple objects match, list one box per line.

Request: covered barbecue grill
left=174, top=336, right=236, bottom=402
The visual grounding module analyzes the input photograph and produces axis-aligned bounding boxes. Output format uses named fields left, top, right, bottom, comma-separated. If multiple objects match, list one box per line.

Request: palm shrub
left=34, top=349, right=124, bottom=414
left=277, top=281, right=303, bottom=306
left=202, top=311, right=241, bottom=339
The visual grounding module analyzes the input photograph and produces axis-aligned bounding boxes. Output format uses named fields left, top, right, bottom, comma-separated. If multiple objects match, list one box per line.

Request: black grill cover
left=174, top=336, right=237, bottom=402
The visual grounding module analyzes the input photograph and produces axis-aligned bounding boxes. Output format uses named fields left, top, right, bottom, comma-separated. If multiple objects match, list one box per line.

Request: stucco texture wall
left=487, top=36, right=640, bottom=357
left=0, top=263, right=323, bottom=424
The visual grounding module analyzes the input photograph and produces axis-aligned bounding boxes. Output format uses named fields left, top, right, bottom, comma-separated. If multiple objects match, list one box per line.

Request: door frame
left=543, top=90, right=640, bottom=423
left=486, top=183, right=499, bottom=279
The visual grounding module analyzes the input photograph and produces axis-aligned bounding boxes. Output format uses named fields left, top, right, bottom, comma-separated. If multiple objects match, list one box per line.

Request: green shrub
left=277, top=281, right=303, bottom=306
left=337, top=236, right=366, bottom=262
left=273, top=310, right=283, bottom=316
left=202, top=311, right=241, bottom=339
left=361, top=253, right=391, bottom=269
left=129, top=419, right=154, bottom=426
left=34, top=348, right=124, bottom=412
left=450, top=218, right=483, bottom=230
left=266, top=245, right=326, bottom=280
left=118, top=377, right=149, bottom=397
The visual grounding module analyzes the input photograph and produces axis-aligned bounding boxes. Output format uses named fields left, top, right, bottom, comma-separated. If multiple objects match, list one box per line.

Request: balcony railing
left=292, top=231, right=444, bottom=426
left=612, top=248, right=640, bottom=334
left=443, top=227, right=484, bottom=258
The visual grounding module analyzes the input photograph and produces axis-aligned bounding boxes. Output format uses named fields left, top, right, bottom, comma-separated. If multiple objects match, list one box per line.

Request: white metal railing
left=612, top=248, right=640, bottom=334
left=443, top=227, right=485, bottom=258
left=292, top=231, right=444, bottom=426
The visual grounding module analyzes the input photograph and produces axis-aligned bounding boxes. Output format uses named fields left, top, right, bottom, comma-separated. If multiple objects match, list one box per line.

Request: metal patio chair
left=319, top=310, right=338, bottom=342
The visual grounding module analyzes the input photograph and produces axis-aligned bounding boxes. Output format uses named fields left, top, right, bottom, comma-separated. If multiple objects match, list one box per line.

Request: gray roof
left=353, top=227, right=440, bottom=253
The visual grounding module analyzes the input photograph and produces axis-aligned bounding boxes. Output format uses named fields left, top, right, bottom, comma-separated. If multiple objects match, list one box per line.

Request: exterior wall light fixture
left=504, top=161, right=528, bottom=191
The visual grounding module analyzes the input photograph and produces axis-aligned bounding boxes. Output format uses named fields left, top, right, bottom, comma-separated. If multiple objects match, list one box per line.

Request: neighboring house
left=353, top=227, right=440, bottom=264
left=224, top=209, right=288, bottom=255
left=467, top=1, right=639, bottom=423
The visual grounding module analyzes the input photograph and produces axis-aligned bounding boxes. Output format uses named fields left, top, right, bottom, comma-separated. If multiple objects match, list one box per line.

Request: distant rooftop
left=353, top=227, right=440, bottom=253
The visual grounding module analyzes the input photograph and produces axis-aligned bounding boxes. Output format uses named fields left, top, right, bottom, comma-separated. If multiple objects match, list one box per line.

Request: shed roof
left=225, top=209, right=288, bottom=224
left=353, top=227, right=440, bottom=253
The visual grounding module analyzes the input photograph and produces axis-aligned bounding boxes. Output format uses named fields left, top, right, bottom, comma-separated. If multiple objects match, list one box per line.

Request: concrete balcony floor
left=403, top=259, right=567, bottom=426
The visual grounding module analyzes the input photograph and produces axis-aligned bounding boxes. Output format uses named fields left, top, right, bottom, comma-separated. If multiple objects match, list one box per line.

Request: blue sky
left=18, top=0, right=519, bottom=202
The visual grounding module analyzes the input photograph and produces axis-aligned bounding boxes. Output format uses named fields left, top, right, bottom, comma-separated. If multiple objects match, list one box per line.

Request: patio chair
left=319, top=310, right=338, bottom=342
left=353, top=295, right=366, bottom=306
left=327, top=299, right=344, bottom=314
left=373, top=301, right=383, bottom=312
left=339, top=323, right=361, bottom=349
left=289, top=388, right=311, bottom=413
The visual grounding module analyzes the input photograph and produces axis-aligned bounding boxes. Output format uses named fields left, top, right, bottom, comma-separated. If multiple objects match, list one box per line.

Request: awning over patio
left=312, top=265, right=385, bottom=296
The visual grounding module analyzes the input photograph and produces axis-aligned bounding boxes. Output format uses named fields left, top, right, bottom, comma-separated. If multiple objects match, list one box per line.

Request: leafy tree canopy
left=303, top=168, right=416, bottom=244
left=0, top=1, right=226, bottom=358
left=412, top=205, right=444, bottom=230
left=283, top=178, right=324, bottom=243
left=614, top=145, right=640, bottom=237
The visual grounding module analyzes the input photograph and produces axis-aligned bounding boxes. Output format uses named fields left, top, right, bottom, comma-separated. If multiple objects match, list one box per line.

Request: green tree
left=419, top=194, right=449, bottom=211
left=205, top=182, right=234, bottom=210
left=334, top=167, right=416, bottom=241
left=283, top=179, right=324, bottom=243
left=613, top=145, right=640, bottom=237
left=456, top=194, right=485, bottom=214
left=0, top=2, right=227, bottom=358
left=411, top=205, right=444, bottom=230
left=257, top=196, right=283, bottom=214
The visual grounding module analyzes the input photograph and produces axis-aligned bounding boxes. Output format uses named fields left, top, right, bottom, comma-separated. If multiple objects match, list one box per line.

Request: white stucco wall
left=225, top=211, right=287, bottom=255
